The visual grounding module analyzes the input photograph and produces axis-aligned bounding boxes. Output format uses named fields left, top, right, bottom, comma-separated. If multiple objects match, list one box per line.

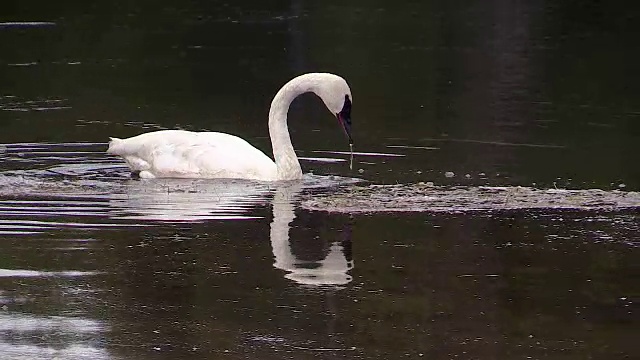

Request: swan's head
left=313, top=74, right=353, bottom=145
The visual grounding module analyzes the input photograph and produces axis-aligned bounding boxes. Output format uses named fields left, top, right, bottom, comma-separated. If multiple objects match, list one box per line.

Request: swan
left=107, top=73, right=353, bottom=181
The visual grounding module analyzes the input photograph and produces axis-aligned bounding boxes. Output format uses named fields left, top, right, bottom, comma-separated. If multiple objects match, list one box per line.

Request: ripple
left=0, top=142, right=361, bottom=227
left=0, top=269, right=99, bottom=278
left=298, top=156, right=346, bottom=163
left=0, top=344, right=110, bottom=360
left=0, top=313, right=108, bottom=360
left=313, top=150, right=405, bottom=157
left=0, top=22, right=56, bottom=27
left=0, top=98, right=70, bottom=112
left=386, top=145, right=439, bottom=150
left=107, top=180, right=271, bottom=222
left=6, top=62, right=38, bottom=67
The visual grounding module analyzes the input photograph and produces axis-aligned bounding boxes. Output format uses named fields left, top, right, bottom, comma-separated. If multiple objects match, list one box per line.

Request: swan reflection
left=108, top=179, right=354, bottom=286
left=270, top=183, right=353, bottom=286
left=108, top=179, right=273, bottom=221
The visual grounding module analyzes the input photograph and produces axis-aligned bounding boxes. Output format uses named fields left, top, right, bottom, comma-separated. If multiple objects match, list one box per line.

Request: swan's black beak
left=338, top=113, right=352, bottom=145
left=337, top=95, right=353, bottom=145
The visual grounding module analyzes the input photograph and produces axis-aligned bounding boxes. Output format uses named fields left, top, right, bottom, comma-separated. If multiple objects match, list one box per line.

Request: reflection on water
left=0, top=308, right=109, bottom=360
left=0, top=342, right=110, bottom=360
left=0, top=141, right=359, bottom=358
left=0, top=269, right=98, bottom=277
left=270, top=183, right=353, bottom=286
left=107, top=178, right=355, bottom=285
left=0, top=22, right=56, bottom=27
left=0, top=275, right=109, bottom=360
left=1, top=0, right=639, bottom=358
left=0, top=148, right=636, bottom=358
left=108, top=179, right=271, bottom=221
left=0, top=141, right=357, bottom=283
left=106, top=177, right=356, bottom=285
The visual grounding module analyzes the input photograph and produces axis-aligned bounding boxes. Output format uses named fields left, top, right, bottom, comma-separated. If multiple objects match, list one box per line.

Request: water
left=1, top=1, right=638, bottom=359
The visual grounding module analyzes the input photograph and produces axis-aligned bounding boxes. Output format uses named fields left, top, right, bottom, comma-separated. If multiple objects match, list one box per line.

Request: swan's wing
left=109, top=130, right=277, bottom=179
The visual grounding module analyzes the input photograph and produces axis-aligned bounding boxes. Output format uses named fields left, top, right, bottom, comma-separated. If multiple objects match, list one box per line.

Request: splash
left=302, top=183, right=640, bottom=213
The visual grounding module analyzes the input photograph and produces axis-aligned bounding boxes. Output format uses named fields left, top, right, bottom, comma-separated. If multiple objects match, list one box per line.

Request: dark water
left=1, top=1, right=638, bottom=359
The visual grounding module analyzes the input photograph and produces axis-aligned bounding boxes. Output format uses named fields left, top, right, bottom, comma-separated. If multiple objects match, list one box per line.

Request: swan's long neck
left=268, top=75, right=320, bottom=180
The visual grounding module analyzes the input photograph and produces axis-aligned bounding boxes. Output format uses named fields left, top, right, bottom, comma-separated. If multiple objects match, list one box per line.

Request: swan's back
left=107, top=130, right=277, bottom=180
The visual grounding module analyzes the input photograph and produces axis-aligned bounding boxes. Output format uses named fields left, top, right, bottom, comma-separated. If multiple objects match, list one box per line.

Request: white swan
left=107, top=73, right=353, bottom=181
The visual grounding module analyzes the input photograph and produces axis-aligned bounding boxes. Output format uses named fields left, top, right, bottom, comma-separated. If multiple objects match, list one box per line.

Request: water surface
left=1, top=1, right=638, bottom=359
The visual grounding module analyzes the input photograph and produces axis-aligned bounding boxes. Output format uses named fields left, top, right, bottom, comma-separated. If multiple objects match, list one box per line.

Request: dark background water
left=0, top=1, right=638, bottom=359
left=2, top=0, right=639, bottom=188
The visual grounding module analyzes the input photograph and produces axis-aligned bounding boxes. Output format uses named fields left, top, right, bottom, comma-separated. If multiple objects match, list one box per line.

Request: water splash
left=303, top=184, right=640, bottom=213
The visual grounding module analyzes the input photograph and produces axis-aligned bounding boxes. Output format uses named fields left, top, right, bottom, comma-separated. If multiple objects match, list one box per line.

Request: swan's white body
left=107, top=130, right=278, bottom=180
left=107, top=73, right=352, bottom=181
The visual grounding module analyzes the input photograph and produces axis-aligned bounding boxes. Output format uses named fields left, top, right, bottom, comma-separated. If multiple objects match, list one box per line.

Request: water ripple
left=0, top=269, right=99, bottom=278
left=0, top=22, right=56, bottom=27
left=0, top=313, right=108, bottom=360
left=0, top=98, right=70, bottom=112
left=0, top=142, right=360, bottom=231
